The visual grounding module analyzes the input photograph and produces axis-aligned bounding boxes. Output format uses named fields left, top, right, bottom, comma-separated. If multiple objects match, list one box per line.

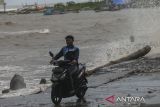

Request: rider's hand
left=69, top=60, right=77, bottom=65
left=50, top=59, right=54, bottom=65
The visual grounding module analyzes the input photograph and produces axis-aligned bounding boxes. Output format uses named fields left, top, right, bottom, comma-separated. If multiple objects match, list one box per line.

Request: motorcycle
left=49, top=51, right=88, bottom=105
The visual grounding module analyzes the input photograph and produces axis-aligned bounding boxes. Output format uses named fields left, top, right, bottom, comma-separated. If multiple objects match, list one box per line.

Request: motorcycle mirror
left=49, top=51, right=54, bottom=58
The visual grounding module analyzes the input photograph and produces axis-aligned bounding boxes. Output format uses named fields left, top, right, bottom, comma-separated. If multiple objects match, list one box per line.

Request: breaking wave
left=0, top=29, right=50, bottom=35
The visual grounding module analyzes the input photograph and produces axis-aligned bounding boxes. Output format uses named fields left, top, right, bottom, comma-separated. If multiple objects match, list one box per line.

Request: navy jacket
left=54, top=45, right=79, bottom=62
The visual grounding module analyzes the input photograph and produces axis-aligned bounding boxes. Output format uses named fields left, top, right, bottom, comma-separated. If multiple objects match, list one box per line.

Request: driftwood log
left=85, top=45, right=151, bottom=76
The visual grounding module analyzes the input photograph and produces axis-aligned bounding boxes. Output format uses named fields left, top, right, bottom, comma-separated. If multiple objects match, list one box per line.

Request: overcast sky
left=5, top=0, right=89, bottom=6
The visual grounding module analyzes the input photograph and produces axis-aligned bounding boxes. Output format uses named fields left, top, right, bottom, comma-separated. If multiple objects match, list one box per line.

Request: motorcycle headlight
left=51, top=74, right=58, bottom=82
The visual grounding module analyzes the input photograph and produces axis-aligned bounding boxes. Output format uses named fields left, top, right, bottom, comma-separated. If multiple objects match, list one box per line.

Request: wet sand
left=1, top=54, right=160, bottom=107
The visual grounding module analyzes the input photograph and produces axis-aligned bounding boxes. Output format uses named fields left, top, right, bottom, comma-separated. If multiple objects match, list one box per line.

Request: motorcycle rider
left=51, top=35, right=79, bottom=93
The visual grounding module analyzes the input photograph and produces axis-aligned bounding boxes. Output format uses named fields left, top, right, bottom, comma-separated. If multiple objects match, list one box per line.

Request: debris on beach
left=0, top=21, right=15, bottom=26
left=4, top=21, right=14, bottom=25
left=2, top=89, right=10, bottom=94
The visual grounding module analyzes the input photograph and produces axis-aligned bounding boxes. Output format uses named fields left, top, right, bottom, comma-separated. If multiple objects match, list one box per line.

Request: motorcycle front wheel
left=76, top=87, right=87, bottom=99
left=51, top=85, right=62, bottom=105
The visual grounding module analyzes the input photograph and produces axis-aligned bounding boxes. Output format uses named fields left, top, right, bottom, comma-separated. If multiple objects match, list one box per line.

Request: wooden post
left=3, top=2, right=6, bottom=13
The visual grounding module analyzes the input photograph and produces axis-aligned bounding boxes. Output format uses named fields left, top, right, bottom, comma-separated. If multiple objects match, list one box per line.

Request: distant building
left=88, top=0, right=103, bottom=2
left=95, top=0, right=103, bottom=2
left=105, top=0, right=131, bottom=5
left=105, top=0, right=132, bottom=10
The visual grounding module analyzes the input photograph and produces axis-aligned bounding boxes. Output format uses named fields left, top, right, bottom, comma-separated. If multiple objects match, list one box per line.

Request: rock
left=10, top=74, right=26, bottom=90
left=136, top=88, right=139, bottom=91
left=2, top=89, right=10, bottom=94
left=39, top=78, right=47, bottom=84
left=4, top=21, right=14, bottom=25
left=147, top=91, right=153, bottom=94
left=130, top=36, right=135, bottom=42
left=127, top=94, right=131, bottom=97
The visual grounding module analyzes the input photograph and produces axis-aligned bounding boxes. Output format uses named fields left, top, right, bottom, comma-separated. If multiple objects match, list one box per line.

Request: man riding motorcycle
left=50, top=35, right=79, bottom=94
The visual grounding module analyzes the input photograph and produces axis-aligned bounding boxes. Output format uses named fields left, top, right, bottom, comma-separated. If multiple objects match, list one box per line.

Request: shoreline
left=0, top=53, right=160, bottom=107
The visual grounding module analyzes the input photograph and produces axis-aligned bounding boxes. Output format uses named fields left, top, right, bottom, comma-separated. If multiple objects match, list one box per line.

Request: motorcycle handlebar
left=49, top=51, right=72, bottom=66
left=51, top=60, right=72, bottom=66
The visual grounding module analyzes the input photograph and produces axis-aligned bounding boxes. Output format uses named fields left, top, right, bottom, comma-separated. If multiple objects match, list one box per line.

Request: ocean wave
left=0, top=29, right=50, bottom=35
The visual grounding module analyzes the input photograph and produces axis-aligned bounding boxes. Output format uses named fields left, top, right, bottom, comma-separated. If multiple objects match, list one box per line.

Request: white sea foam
left=0, top=84, right=51, bottom=98
left=0, top=29, right=50, bottom=35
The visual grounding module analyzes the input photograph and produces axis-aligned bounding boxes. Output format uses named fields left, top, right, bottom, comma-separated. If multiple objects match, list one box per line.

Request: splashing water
left=85, top=7, right=160, bottom=70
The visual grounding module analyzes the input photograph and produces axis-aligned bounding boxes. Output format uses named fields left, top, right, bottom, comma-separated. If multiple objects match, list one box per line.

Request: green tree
left=54, top=3, right=65, bottom=11
left=67, top=1, right=76, bottom=6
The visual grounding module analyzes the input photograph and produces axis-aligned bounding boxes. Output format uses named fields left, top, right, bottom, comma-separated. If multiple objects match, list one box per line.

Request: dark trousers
left=67, top=65, right=78, bottom=90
